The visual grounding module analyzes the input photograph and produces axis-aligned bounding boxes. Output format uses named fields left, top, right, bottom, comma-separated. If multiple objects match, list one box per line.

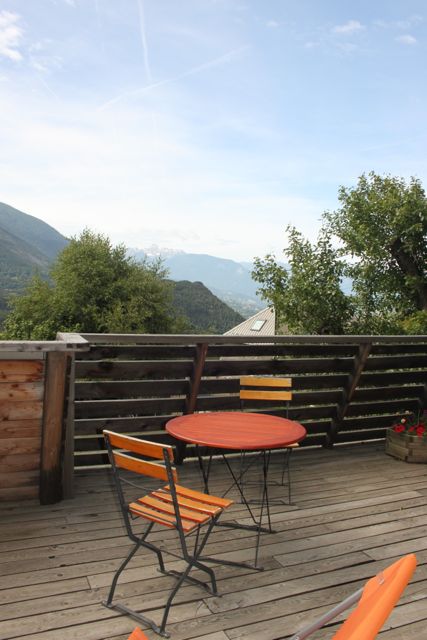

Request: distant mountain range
left=0, top=202, right=247, bottom=330
left=130, top=248, right=264, bottom=316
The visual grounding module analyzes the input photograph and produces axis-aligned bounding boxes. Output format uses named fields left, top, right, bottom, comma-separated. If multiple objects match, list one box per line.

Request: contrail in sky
left=98, top=45, right=249, bottom=111
left=136, top=0, right=153, bottom=84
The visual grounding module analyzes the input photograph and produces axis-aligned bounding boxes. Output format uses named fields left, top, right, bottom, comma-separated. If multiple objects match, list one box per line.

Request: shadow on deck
left=1, top=442, right=427, bottom=640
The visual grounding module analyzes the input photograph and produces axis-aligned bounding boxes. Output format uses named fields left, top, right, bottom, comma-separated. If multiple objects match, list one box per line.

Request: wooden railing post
left=62, top=354, right=75, bottom=499
left=175, top=342, right=209, bottom=464
left=186, top=343, right=209, bottom=414
left=326, top=342, right=372, bottom=447
left=40, top=351, right=69, bottom=504
left=419, top=382, right=427, bottom=416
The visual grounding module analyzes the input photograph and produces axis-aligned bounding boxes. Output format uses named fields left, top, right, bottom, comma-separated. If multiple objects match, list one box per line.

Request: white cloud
left=29, top=41, right=63, bottom=73
left=266, top=20, right=280, bottom=29
left=396, top=34, right=417, bottom=45
left=332, top=20, right=364, bottom=35
left=0, top=11, right=24, bottom=61
left=375, top=15, right=423, bottom=30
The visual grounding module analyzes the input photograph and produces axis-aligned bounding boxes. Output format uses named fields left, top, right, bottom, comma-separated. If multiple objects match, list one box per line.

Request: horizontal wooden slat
left=75, top=397, right=185, bottom=419
left=204, top=358, right=354, bottom=376
left=78, top=345, right=197, bottom=361
left=364, top=354, right=427, bottom=370
left=0, top=437, right=41, bottom=456
left=346, top=398, right=419, bottom=417
left=104, top=430, right=173, bottom=460
left=359, top=371, right=427, bottom=386
left=240, top=376, right=292, bottom=388
left=0, top=453, right=40, bottom=472
left=0, top=470, right=39, bottom=488
left=240, top=390, right=292, bottom=401
left=353, top=385, right=423, bottom=402
left=0, top=419, right=41, bottom=439
left=0, top=486, right=38, bottom=501
left=0, top=360, right=44, bottom=382
left=75, top=379, right=188, bottom=400
left=113, top=452, right=175, bottom=481
left=79, top=332, right=427, bottom=344
left=128, top=501, right=179, bottom=529
left=75, top=360, right=193, bottom=379
left=0, top=401, right=43, bottom=421
left=172, top=483, right=234, bottom=509
left=0, top=382, right=44, bottom=401
left=138, top=495, right=208, bottom=523
left=74, top=415, right=172, bottom=435
left=152, top=489, right=222, bottom=515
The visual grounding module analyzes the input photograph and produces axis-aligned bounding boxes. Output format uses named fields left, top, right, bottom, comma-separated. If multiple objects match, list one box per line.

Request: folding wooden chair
left=289, top=554, right=417, bottom=639
left=240, top=376, right=298, bottom=503
left=103, top=430, right=254, bottom=638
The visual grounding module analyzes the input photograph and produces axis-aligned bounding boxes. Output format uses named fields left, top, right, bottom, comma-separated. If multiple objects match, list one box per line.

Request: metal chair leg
left=104, top=541, right=140, bottom=607
left=281, top=447, right=293, bottom=504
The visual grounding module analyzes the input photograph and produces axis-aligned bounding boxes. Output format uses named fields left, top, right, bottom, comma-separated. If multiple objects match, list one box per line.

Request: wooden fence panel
left=71, top=335, right=427, bottom=470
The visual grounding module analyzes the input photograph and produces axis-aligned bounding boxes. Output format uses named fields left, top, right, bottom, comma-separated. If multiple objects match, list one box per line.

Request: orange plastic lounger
left=290, top=554, right=417, bottom=640
left=127, top=629, right=148, bottom=640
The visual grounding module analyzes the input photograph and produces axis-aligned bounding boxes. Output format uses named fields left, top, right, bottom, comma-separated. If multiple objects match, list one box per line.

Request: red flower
left=409, top=426, right=415, bottom=432
left=416, top=426, right=425, bottom=437
left=394, top=425, right=405, bottom=433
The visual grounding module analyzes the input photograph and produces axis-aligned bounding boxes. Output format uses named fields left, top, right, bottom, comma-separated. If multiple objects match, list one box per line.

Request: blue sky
left=0, top=1, right=426, bottom=261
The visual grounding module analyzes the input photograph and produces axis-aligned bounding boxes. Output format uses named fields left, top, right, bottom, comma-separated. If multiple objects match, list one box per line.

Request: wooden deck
left=1, top=442, right=427, bottom=640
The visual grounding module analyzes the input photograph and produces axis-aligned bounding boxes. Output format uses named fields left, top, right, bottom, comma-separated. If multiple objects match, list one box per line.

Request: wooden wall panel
left=0, top=359, right=44, bottom=501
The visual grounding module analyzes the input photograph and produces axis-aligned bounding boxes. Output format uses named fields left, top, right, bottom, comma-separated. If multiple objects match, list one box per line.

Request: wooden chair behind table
left=103, top=430, right=256, bottom=638
left=239, top=376, right=298, bottom=504
left=289, top=554, right=417, bottom=640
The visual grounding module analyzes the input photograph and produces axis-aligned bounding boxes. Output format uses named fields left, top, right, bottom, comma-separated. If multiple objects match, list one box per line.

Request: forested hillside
left=0, top=203, right=69, bottom=323
left=171, top=281, right=243, bottom=333
left=0, top=203, right=68, bottom=258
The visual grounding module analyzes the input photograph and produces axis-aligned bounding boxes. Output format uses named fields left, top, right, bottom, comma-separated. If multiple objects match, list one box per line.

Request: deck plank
left=0, top=442, right=426, bottom=639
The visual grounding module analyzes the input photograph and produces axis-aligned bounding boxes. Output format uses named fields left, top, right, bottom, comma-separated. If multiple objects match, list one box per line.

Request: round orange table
left=166, top=412, right=306, bottom=567
left=166, top=411, right=306, bottom=450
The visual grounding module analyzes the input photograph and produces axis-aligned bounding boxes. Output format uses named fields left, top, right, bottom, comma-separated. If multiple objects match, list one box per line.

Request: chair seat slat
left=138, top=494, right=210, bottom=524
left=128, top=501, right=199, bottom=533
left=167, top=484, right=234, bottom=509
left=152, top=489, right=222, bottom=516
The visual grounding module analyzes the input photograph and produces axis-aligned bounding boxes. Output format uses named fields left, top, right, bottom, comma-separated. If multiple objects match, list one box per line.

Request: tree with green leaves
left=3, top=229, right=175, bottom=339
left=253, top=225, right=352, bottom=334
left=253, top=172, right=427, bottom=334
left=324, top=172, right=427, bottom=333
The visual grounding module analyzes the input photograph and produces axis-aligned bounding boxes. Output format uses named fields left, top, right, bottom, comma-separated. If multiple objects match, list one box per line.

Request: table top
left=166, top=411, right=306, bottom=451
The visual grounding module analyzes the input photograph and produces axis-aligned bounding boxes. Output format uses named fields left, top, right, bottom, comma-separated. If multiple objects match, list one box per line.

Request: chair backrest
left=332, top=554, right=417, bottom=639
left=103, top=430, right=177, bottom=483
left=127, top=628, right=148, bottom=640
left=240, top=376, right=292, bottom=403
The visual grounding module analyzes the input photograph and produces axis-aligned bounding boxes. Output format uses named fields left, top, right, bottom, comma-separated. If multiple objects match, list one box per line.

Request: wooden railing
left=71, top=333, right=427, bottom=472
left=2, top=332, right=426, bottom=502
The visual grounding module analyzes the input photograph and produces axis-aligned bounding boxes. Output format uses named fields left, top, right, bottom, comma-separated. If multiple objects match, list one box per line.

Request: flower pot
left=385, top=428, right=427, bottom=463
